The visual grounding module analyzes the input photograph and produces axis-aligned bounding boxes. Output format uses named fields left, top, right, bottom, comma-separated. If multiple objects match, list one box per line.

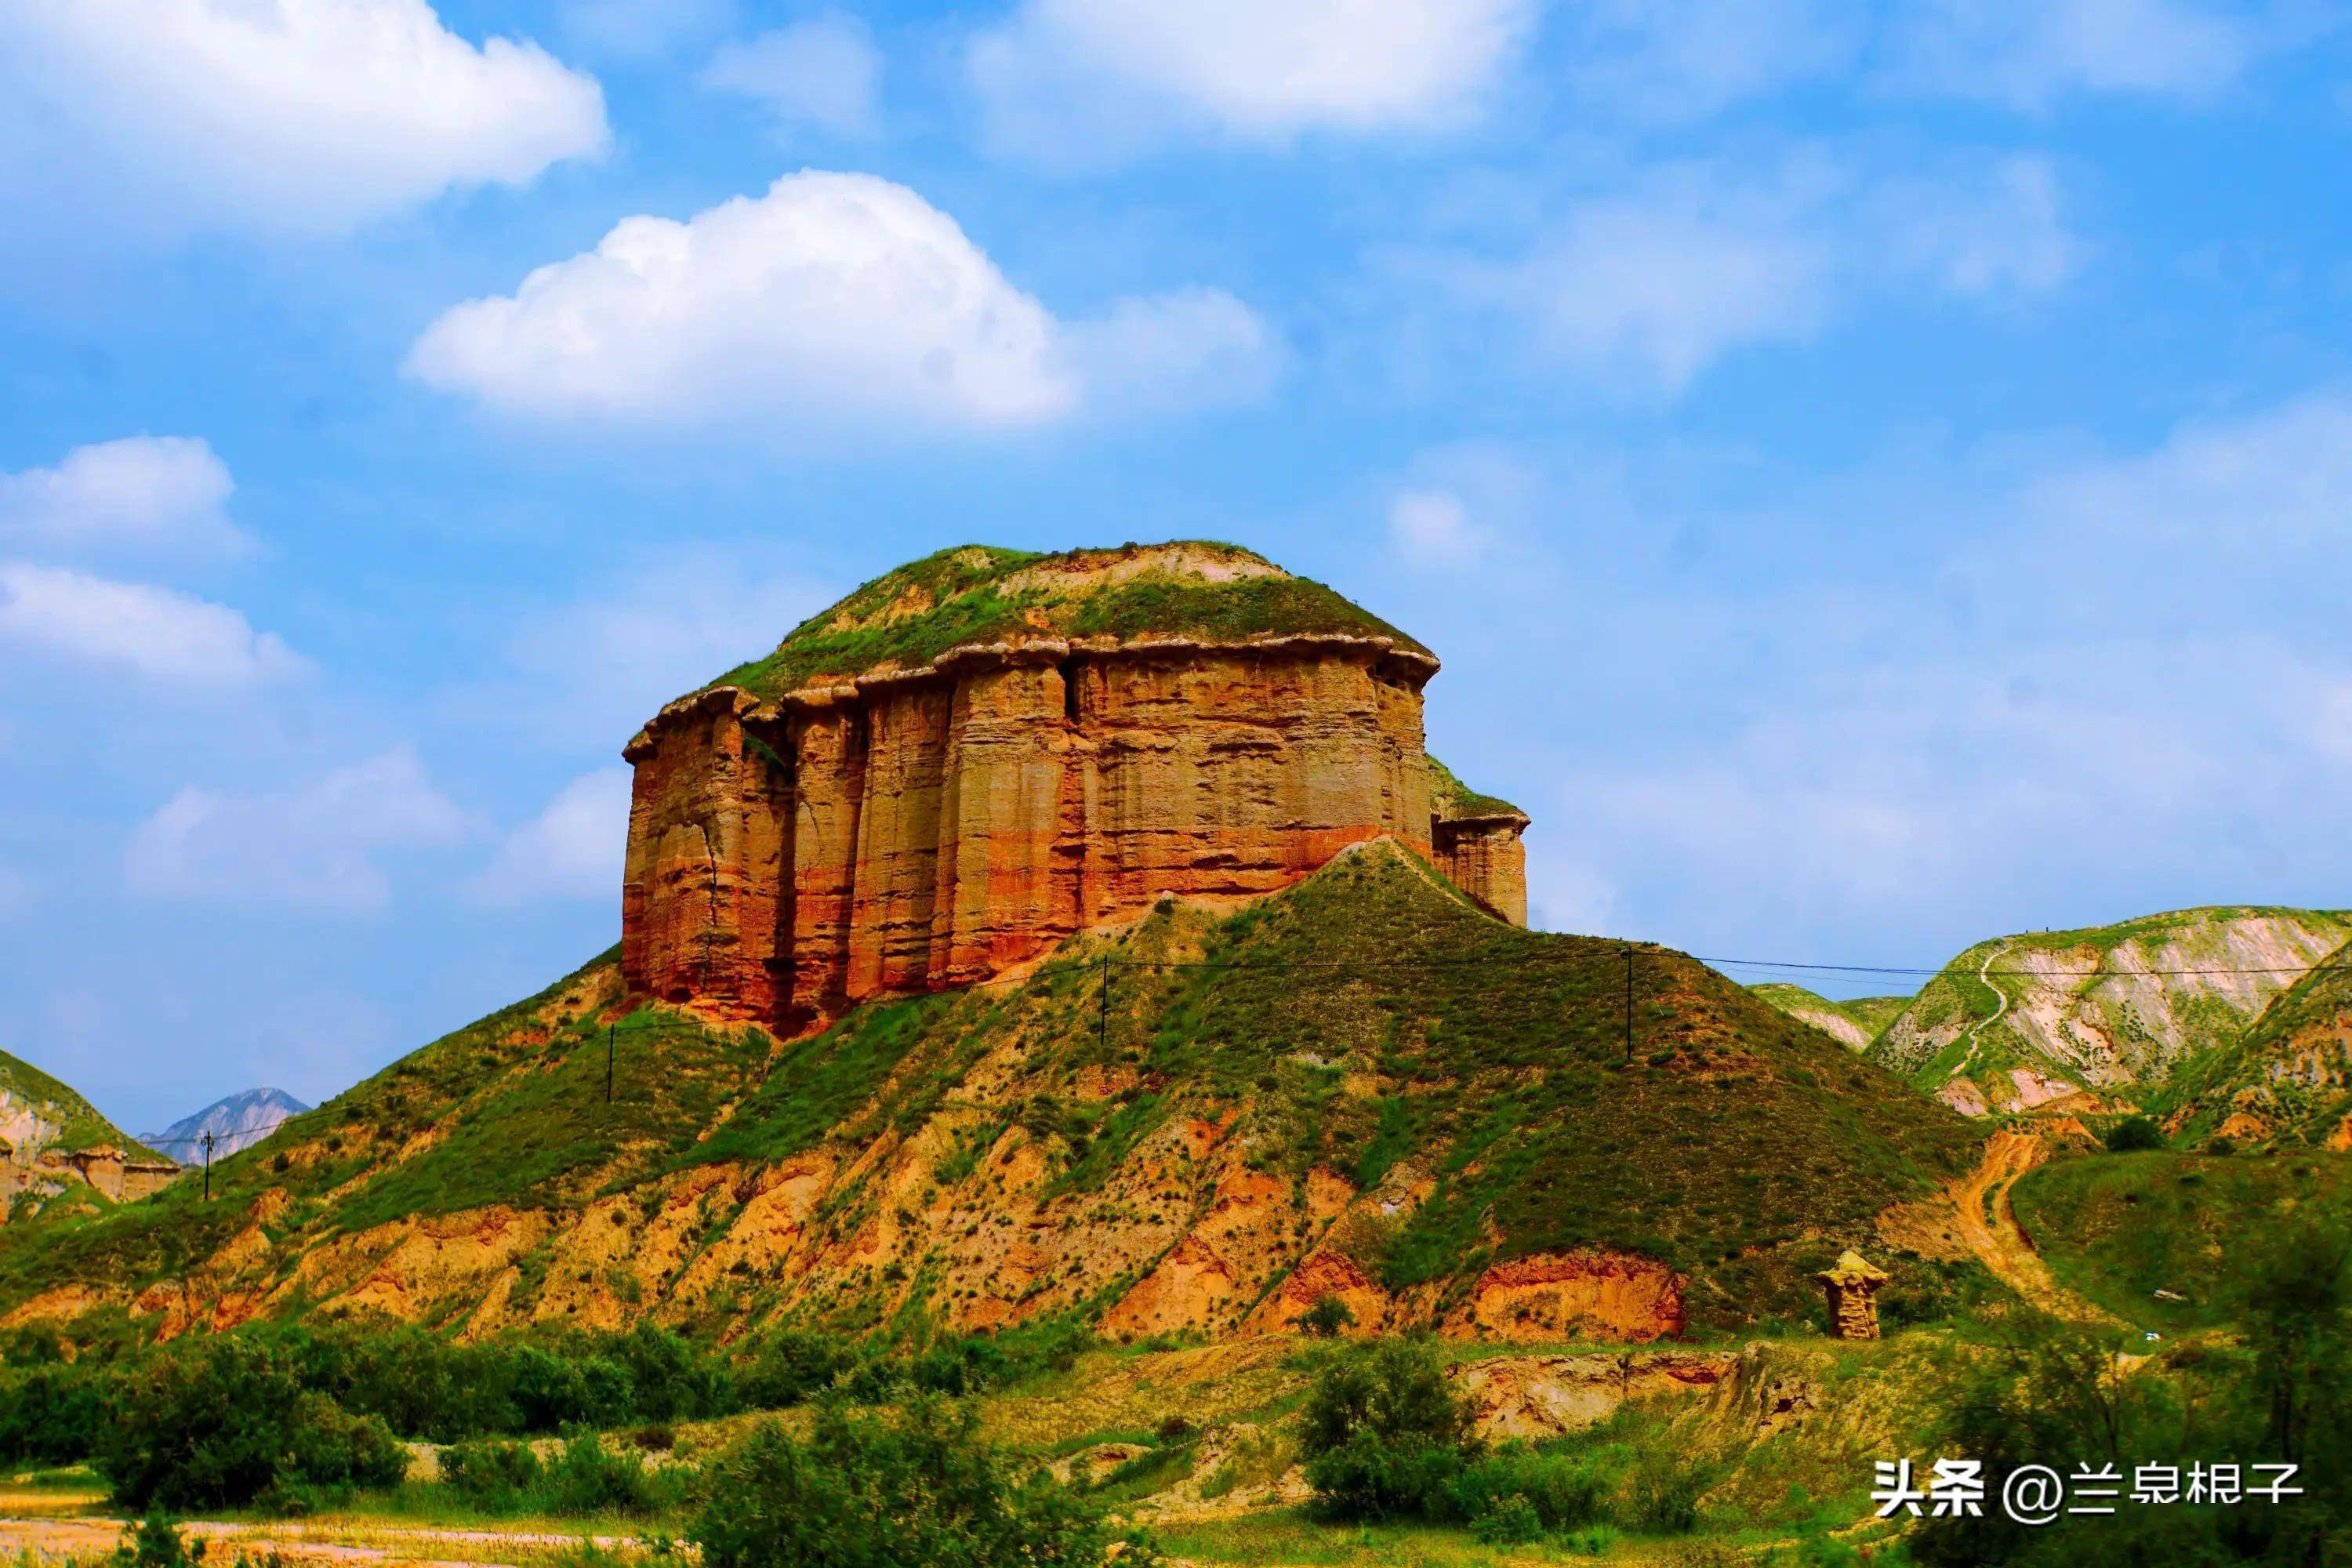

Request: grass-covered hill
left=2011, top=1148, right=2352, bottom=1330
left=0, top=1047, right=142, bottom=1160
left=705, top=541, right=1431, bottom=702
left=0, top=841, right=1977, bottom=1346
left=1748, top=985, right=1911, bottom=1054
left=2158, top=935, right=2352, bottom=1148
left=1866, top=906, right=2352, bottom=1117
left=1, top=1048, right=169, bottom=1224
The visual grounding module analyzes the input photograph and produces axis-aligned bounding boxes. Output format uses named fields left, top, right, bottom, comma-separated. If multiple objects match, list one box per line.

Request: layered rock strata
left=620, top=544, right=1529, bottom=1029
left=626, top=638, right=1446, bottom=1026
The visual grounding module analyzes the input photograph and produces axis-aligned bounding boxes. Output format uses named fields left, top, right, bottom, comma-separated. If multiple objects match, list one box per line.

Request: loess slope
left=1867, top=906, right=2352, bottom=1117
left=1748, top=985, right=1911, bottom=1054
left=0, top=844, right=1975, bottom=1345
left=2160, top=935, right=2352, bottom=1148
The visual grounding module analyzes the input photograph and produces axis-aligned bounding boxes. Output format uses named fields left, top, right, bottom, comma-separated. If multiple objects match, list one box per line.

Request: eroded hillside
left=1748, top=985, right=1911, bottom=1054
left=1867, top=907, right=2352, bottom=1116
left=0, top=842, right=1976, bottom=1347
left=2161, top=935, right=2352, bottom=1149
left=1, top=1048, right=172, bottom=1222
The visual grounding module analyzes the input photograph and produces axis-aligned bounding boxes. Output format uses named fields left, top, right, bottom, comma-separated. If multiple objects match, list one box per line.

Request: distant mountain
left=143, top=1088, right=311, bottom=1162
left=1867, top=906, right=2352, bottom=1117
left=1747, top=985, right=1912, bottom=1053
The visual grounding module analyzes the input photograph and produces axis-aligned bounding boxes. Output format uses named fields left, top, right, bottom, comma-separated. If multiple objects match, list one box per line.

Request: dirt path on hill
left=1957, top=942, right=2012, bottom=1076
left=1951, top=1131, right=2118, bottom=1325
left=0, top=1515, right=659, bottom=1568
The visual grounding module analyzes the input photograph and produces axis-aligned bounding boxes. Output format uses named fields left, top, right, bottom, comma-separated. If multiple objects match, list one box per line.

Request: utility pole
left=1624, top=947, right=1635, bottom=1062
left=606, top=1022, right=615, bottom=1105
left=200, top=1129, right=215, bottom=1202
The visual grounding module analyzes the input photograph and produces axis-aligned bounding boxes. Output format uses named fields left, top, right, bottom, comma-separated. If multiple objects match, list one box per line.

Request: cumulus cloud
left=407, top=171, right=1277, bottom=430
left=702, top=14, right=880, bottom=137
left=1882, top=0, right=2265, bottom=108
left=470, top=768, right=632, bottom=905
left=0, top=436, right=247, bottom=559
left=125, top=750, right=473, bottom=913
left=0, top=0, right=607, bottom=239
left=0, top=564, right=306, bottom=688
left=1419, top=151, right=2081, bottom=398
left=970, top=0, right=1534, bottom=158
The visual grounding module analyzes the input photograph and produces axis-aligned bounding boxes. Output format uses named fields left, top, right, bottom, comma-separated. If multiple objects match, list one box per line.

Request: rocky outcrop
left=621, top=544, right=1525, bottom=1029
left=1433, top=809, right=1529, bottom=925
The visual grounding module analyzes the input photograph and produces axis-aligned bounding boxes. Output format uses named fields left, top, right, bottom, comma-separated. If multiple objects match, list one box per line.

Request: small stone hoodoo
left=619, top=543, right=1531, bottom=1031
left=1818, top=1249, right=1891, bottom=1339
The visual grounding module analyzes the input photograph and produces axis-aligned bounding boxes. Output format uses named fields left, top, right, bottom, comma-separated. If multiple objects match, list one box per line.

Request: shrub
left=543, top=1430, right=659, bottom=1516
left=108, top=1516, right=203, bottom=1568
left=2103, top=1117, right=2164, bottom=1152
left=439, top=1439, right=543, bottom=1506
left=691, top=1398, right=1120, bottom=1568
left=738, top=1331, right=857, bottom=1410
left=1472, top=1492, right=1544, bottom=1545
left=1450, top=1443, right=1606, bottom=1532
left=96, top=1339, right=405, bottom=1511
left=1298, top=1298, right=1356, bottom=1338
left=1300, top=1339, right=1476, bottom=1523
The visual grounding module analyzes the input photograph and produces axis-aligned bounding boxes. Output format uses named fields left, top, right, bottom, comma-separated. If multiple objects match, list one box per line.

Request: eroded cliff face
left=1434, top=814, right=1529, bottom=926
left=622, top=641, right=1453, bottom=1029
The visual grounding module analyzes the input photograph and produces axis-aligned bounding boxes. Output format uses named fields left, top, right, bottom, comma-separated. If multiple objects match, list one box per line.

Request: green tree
left=96, top=1338, right=405, bottom=1511
left=691, top=1397, right=1123, bottom=1568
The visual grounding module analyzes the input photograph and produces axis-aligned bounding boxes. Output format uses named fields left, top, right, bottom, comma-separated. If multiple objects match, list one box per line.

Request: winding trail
left=1955, top=942, right=2012, bottom=1077
left=1949, top=1131, right=2117, bottom=1325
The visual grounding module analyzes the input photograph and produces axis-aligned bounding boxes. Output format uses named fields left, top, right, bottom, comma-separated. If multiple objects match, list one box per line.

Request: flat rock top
left=699, top=540, right=1432, bottom=702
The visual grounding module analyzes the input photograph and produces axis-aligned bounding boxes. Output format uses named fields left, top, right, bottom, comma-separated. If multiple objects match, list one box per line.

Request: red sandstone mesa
left=620, top=543, right=1529, bottom=1029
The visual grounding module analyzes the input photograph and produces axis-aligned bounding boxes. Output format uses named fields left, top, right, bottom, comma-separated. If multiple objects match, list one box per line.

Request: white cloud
left=970, top=0, right=1534, bottom=158
left=0, top=0, right=607, bottom=238
left=1389, top=491, right=1482, bottom=564
left=408, top=171, right=1276, bottom=430
left=1061, top=287, right=1283, bottom=415
left=702, top=15, right=880, bottom=137
left=125, top=750, right=473, bottom=913
left=470, top=768, right=632, bottom=905
left=1883, top=0, right=2263, bottom=108
left=2026, top=392, right=2352, bottom=540
left=0, top=564, right=306, bottom=688
left=1422, top=151, right=2080, bottom=397
left=0, top=436, right=248, bottom=559
left=1558, top=0, right=1867, bottom=123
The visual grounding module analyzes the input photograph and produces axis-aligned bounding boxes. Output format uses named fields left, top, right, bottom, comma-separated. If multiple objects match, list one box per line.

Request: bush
left=1300, top=1339, right=1476, bottom=1523
left=1298, top=1298, right=1356, bottom=1338
left=439, top=1439, right=543, bottom=1506
left=691, top=1398, right=1121, bottom=1568
left=108, top=1516, right=203, bottom=1568
left=2103, top=1116, right=2164, bottom=1152
left=1450, top=1443, right=1606, bottom=1533
left=737, top=1331, right=856, bottom=1410
left=96, top=1339, right=405, bottom=1511
left=1472, top=1492, right=1543, bottom=1545
left=542, top=1430, right=659, bottom=1516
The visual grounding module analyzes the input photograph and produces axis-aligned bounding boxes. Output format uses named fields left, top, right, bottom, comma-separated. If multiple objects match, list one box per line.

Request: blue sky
left=3, top=0, right=2350, bottom=1134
